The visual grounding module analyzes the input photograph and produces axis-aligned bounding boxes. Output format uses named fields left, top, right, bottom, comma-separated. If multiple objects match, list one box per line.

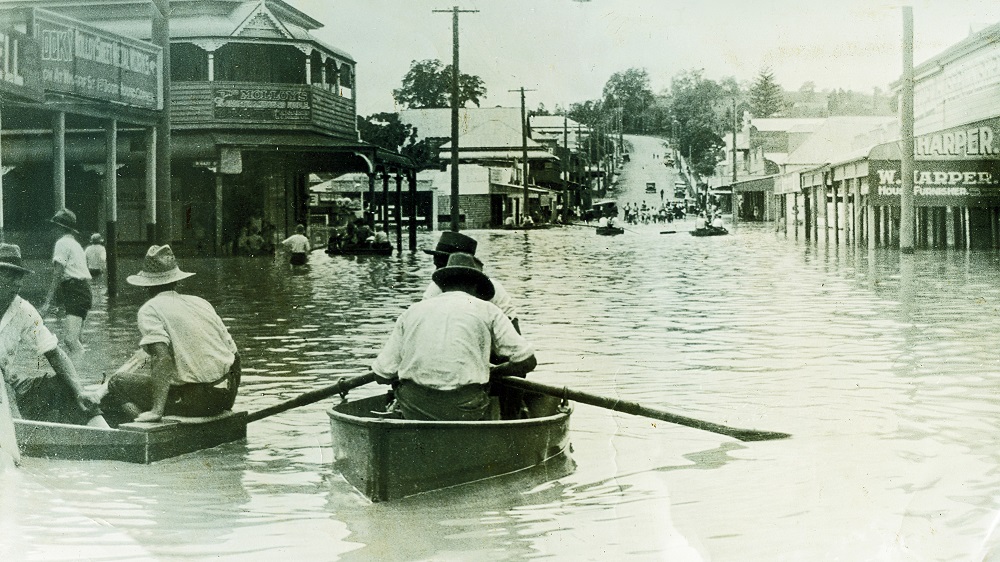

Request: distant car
left=623, top=153, right=630, bottom=162
left=645, top=182, right=656, bottom=193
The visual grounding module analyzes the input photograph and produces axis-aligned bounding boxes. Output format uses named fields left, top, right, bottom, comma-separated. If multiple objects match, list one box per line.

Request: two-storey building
left=0, top=0, right=386, bottom=255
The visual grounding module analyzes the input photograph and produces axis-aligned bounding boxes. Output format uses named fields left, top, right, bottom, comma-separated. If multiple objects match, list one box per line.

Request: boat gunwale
left=328, top=400, right=572, bottom=429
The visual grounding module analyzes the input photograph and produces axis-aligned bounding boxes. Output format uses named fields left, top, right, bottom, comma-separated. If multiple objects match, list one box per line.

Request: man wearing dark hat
left=0, top=243, right=107, bottom=428
left=101, top=245, right=240, bottom=423
left=422, top=231, right=520, bottom=333
left=40, top=208, right=92, bottom=368
left=372, top=252, right=536, bottom=421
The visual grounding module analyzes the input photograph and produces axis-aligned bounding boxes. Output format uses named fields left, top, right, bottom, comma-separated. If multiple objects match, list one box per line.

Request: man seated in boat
left=99, top=245, right=240, bottom=424
left=373, top=229, right=391, bottom=248
left=421, top=231, right=520, bottom=333
left=371, top=252, right=536, bottom=421
left=0, top=243, right=108, bottom=428
left=711, top=214, right=725, bottom=231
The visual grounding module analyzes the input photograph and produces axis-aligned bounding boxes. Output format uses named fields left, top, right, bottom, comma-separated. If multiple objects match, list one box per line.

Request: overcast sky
left=289, top=0, right=1000, bottom=116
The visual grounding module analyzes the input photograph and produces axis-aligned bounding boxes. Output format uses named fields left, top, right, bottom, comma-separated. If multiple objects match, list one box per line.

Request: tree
left=391, top=59, right=487, bottom=109
left=666, top=69, right=726, bottom=177
left=749, top=68, right=785, bottom=118
left=602, top=68, right=655, bottom=133
left=357, top=112, right=416, bottom=153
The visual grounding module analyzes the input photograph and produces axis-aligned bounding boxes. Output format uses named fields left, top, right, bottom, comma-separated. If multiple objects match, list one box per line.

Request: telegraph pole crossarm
left=433, top=6, right=479, bottom=232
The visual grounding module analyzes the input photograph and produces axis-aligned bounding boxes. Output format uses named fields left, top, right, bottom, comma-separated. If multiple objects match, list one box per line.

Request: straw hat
left=431, top=252, right=494, bottom=301
left=50, top=209, right=79, bottom=234
left=0, top=243, right=32, bottom=275
left=422, top=231, right=477, bottom=257
left=126, top=245, right=195, bottom=287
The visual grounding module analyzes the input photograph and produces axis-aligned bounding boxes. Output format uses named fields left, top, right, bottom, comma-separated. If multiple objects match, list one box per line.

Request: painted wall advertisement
left=868, top=159, right=1000, bottom=205
left=31, top=9, right=162, bottom=110
left=0, top=28, right=42, bottom=102
left=212, top=87, right=312, bottom=122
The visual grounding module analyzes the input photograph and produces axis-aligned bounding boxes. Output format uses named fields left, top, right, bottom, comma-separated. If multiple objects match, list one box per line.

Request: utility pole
left=732, top=98, right=738, bottom=222
left=152, top=0, right=171, bottom=243
left=900, top=6, right=915, bottom=253
left=433, top=6, right=478, bottom=232
left=510, top=87, right=536, bottom=224
left=562, top=111, right=569, bottom=223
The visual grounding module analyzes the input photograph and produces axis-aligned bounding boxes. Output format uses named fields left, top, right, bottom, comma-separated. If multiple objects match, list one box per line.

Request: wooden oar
left=247, top=372, right=377, bottom=423
left=498, top=377, right=790, bottom=442
left=660, top=230, right=677, bottom=234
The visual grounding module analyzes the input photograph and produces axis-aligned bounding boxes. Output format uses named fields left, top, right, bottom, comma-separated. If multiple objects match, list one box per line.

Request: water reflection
left=9, top=223, right=1000, bottom=559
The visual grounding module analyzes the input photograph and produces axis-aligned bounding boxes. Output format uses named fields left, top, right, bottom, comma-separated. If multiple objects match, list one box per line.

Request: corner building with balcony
left=3, top=0, right=374, bottom=255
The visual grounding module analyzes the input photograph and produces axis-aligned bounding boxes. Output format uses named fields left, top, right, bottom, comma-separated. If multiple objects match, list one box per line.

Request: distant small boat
left=328, top=391, right=572, bottom=502
left=326, top=243, right=393, bottom=256
left=690, top=227, right=729, bottom=237
left=14, top=411, right=247, bottom=463
left=596, top=226, right=625, bottom=236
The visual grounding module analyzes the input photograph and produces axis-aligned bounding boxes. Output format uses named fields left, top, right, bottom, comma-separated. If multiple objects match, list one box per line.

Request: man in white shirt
left=372, top=253, right=536, bottom=421
left=422, top=231, right=520, bottom=333
left=40, top=209, right=92, bottom=366
left=281, top=224, right=311, bottom=266
left=0, top=243, right=106, bottom=428
left=102, top=245, right=240, bottom=423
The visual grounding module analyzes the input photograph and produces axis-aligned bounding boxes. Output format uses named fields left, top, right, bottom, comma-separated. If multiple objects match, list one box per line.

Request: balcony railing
left=170, top=81, right=357, bottom=140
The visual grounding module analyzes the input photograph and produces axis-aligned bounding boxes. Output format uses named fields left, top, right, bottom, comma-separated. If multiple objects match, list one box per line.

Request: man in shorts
left=40, top=209, right=92, bottom=367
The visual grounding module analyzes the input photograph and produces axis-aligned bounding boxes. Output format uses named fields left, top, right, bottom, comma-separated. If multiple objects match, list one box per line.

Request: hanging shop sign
left=0, top=28, right=42, bottom=102
left=868, top=159, right=1000, bottom=204
left=212, top=87, right=312, bottom=122
left=30, top=9, right=162, bottom=110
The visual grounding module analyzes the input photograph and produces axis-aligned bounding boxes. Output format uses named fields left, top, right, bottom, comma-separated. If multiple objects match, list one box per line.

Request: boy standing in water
left=85, top=233, right=106, bottom=280
left=40, top=209, right=92, bottom=367
left=281, top=224, right=310, bottom=266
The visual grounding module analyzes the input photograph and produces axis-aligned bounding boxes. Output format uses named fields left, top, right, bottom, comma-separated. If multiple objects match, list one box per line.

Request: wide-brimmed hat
left=0, top=243, right=32, bottom=275
left=422, top=231, right=477, bottom=257
left=126, top=245, right=195, bottom=287
left=50, top=209, right=79, bottom=233
left=431, top=252, right=494, bottom=301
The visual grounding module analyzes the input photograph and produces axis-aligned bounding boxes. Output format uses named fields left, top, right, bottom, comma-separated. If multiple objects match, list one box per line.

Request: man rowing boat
left=371, top=253, right=536, bottom=421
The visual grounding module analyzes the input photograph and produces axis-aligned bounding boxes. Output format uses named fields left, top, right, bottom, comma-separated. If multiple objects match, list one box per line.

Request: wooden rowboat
left=326, top=243, right=393, bottom=256
left=690, top=227, right=728, bottom=237
left=595, top=226, right=625, bottom=236
left=328, top=391, right=572, bottom=502
left=13, top=411, right=248, bottom=463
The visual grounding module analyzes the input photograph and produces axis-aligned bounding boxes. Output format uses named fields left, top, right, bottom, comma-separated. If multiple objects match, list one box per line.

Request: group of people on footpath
left=1, top=216, right=535, bottom=448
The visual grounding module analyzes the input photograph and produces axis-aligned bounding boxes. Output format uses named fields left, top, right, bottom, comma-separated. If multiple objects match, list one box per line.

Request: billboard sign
left=31, top=9, right=162, bottom=110
left=868, top=159, right=1000, bottom=204
left=0, top=28, right=42, bottom=102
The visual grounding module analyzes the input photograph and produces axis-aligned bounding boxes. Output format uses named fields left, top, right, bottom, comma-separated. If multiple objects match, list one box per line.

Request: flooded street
left=5, top=219, right=1000, bottom=560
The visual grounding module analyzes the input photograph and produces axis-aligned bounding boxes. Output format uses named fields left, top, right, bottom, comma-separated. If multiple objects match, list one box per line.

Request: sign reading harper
left=869, top=159, right=1000, bottom=202
left=31, top=9, right=162, bottom=110
left=212, top=87, right=312, bottom=122
left=0, top=29, right=42, bottom=102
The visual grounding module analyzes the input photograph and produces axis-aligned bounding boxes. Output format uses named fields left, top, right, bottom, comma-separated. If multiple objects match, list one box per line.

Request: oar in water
left=247, top=372, right=377, bottom=423
left=498, top=377, right=790, bottom=442
left=660, top=230, right=677, bottom=234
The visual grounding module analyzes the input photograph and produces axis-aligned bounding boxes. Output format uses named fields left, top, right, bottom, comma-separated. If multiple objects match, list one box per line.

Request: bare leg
left=62, top=314, right=85, bottom=368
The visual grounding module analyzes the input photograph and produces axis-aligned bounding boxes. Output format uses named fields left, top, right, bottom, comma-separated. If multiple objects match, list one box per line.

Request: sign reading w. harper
left=212, top=87, right=312, bottom=122
left=31, top=9, right=162, bottom=110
